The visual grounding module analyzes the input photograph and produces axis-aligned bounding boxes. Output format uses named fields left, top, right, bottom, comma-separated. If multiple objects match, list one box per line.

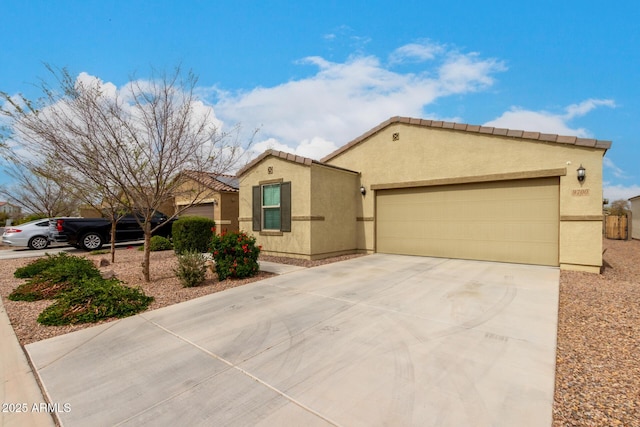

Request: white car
left=1, top=218, right=51, bottom=250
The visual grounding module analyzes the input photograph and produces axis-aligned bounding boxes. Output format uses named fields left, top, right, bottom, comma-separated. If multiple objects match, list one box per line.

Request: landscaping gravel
left=1, top=241, right=638, bottom=426
left=553, top=238, right=640, bottom=426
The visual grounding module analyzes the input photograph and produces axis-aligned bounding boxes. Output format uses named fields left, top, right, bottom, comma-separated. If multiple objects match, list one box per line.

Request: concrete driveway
left=26, top=254, right=559, bottom=427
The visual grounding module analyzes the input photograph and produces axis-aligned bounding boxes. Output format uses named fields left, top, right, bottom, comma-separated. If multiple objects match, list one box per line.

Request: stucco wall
left=309, top=165, right=358, bottom=257
left=219, top=192, right=239, bottom=233
left=238, top=157, right=312, bottom=258
left=325, top=122, right=607, bottom=272
left=238, top=156, right=359, bottom=259
left=630, top=197, right=640, bottom=240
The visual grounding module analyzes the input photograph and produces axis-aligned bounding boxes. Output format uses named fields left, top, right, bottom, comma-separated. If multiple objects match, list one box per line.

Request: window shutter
left=280, top=181, right=291, bottom=232
left=252, top=185, right=261, bottom=231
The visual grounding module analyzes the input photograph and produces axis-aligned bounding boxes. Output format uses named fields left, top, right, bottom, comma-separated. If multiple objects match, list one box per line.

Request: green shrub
left=14, top=253, right=71, bottom=278
left=172, top=216, right=216, bottom=254
left=210, top=231, right=260, bottom=280
left=37, top=277, right=153, bottom=325
left=138, top=235, right=173, bottom=252
left=174, top=250, right=208, bottom=287
left=9, top=253, right=102, bottom=301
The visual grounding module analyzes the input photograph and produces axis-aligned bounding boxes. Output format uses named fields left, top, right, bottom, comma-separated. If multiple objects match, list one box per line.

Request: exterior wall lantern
left=577, top=165, right=586, bottom=182
left=360, top=185, right=366, bottom=196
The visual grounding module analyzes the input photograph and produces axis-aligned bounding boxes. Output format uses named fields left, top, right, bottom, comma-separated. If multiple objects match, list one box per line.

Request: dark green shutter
left=280, top=181, right=291, bottom=232
left=252, top=185, right=261, bottom=231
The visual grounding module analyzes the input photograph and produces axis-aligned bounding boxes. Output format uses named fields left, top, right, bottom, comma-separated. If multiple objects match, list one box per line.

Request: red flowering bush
left=210, top=230, right=261, bottom=280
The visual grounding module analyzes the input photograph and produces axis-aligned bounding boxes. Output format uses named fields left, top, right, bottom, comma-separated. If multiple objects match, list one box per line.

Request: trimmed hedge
left=138, top=235, right=173, bottom=252
left=172, top=216, right=216, bottom=254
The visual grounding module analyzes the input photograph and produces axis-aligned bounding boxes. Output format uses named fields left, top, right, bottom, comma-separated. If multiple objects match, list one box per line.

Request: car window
left=36, top=221, right=49, bottom=227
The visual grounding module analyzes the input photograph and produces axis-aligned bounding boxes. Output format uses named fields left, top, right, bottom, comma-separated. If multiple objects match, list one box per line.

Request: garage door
left=180, top=203, right=215, bottom=220
left=376, top=178, right=559, bottom=266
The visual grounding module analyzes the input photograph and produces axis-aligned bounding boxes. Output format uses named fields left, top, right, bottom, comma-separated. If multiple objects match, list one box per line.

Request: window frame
left=261, top=183, right=281, bottom=231
left=252, top=180, right=291, bottom=233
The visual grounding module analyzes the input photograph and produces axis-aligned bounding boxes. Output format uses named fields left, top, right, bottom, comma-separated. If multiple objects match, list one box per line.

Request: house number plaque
left=572, top=189, right=590, bottom=196
left=268, top=166, right=273, bottom=174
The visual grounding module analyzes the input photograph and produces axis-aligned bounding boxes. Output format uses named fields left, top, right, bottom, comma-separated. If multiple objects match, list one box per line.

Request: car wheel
left=81, top=232, right=103, bottom=251
left=28, top=236, right=49, bottom=250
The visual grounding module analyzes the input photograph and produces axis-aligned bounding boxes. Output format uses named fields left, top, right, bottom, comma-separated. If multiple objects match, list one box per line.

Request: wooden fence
left=605, top=215, right=628, bottom=240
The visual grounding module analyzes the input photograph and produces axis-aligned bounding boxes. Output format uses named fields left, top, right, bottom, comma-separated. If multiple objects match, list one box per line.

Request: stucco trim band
left=291, top=216, right=325, bottom=221
left=370, top=168, right=567, bottom=191
left=260, top=231, right=283, bottom=236
left=560, top=215, right=604, bottom=221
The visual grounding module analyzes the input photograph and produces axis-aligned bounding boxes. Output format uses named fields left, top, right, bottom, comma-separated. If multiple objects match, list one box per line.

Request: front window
left=262, top=184, right=281, bottom=230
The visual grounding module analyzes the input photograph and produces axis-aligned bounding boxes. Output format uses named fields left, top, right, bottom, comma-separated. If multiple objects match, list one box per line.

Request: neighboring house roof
left=629, top=195, right=640, bottom=201
left=321, top=116, right=613, bottom=162
left=236, top=149, right=358, bottom=177
left=182, top=170, right=239, bottom=192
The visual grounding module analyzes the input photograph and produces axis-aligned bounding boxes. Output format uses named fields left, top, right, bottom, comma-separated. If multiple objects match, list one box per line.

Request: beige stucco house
left=173, top=171, right=240, bottom=234
left=238, top=116, right=611, bottom=273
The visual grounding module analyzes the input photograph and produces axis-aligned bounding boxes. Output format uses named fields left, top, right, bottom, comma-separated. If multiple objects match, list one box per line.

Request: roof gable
left=237, top=149, right=357, bottom=177
left=321, top=116, right=612, bottom=162
left=181, top=170, right=239, bottom=192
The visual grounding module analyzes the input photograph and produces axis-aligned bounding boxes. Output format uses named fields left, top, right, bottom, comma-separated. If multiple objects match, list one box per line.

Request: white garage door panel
left=376, top=178, right=559, bottom=266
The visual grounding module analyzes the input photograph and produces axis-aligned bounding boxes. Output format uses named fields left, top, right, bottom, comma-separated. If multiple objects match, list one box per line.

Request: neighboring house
left=238, top=116, right=611, bottom=273
left=173, top=171, right=240, bottom=234
left=629, top=195, right=640, bottom=240
left=0, top=201, right=21, bottom=217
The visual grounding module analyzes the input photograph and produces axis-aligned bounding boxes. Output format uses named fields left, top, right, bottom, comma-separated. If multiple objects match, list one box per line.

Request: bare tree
left=1, top=65, right=251, bottom=281
left=608, top=199, right=630, bottom=216
left=0, top=160, right=80, bottom=217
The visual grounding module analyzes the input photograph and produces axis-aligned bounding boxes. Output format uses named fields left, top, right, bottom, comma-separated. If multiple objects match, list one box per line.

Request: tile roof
left=321, top=116, right=612, bottom=162
left=181, top=170, right=239, bottom=192
left=236, top=149, right=358, bottom=177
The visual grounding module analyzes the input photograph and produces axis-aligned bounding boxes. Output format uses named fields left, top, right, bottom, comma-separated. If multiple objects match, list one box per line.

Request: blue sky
left=1, top=1, right=638, bottom=201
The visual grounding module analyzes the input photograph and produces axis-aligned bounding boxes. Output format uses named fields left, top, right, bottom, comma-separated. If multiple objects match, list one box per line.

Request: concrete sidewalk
left=0, top=297, right=56, bottom=427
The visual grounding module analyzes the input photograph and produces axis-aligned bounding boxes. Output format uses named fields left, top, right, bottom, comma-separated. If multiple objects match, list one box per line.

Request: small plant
left=139, top=235, right=173, bottom=252
left=172, top=216, right=216, bottom=254
left=174, top=250, right=208, bottom=287
left=210, top=231, right=260, bottom=280
left=37, top=277, right=153, bottom=325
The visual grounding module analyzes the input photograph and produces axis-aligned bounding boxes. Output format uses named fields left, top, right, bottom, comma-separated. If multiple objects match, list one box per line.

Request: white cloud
left=603, top=157, right=629, bottom=179
left=214, top=42, right=506, bottom=160
left=564, top=99, right=616, bottom=119
left=603, top=183, right=640, bottom=202
left=484, top=98, right=615, bottom=137
left=389, top=41, right=444, bottom=63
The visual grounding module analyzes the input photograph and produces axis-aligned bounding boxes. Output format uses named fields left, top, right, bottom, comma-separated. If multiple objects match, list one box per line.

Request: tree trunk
left=143, top=222, right=151, bottom=282
left=110, top=222, right=117, bottom=263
